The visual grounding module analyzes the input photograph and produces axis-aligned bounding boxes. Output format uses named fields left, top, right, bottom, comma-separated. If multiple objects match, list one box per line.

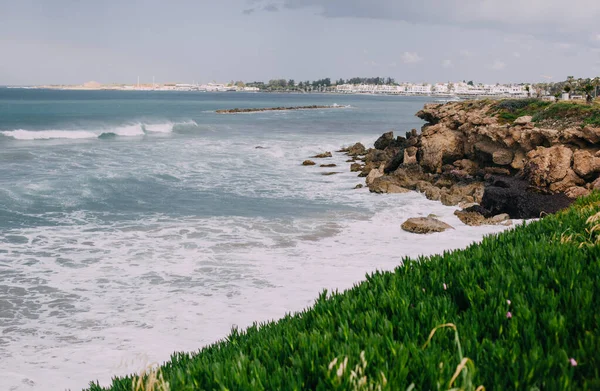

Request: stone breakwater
left=306, top=100, right=600, bottom=226
left=216, top=105, right=345, bottom=114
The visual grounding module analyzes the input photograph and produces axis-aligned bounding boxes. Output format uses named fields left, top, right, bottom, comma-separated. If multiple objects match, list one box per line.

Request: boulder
left=369, top=176, right=410, bottom=194
left=350, top=163, right=363, bottom=172
left=404, top=147, right=418, bottom=165
left=454, top=210, right=486, bottom=226
left=346, top=142, right=367, bottom=156
left=565, top=186, right=591, bottom=199
left=492, top=149, right=514, bottom=166
left=374, top=131, right=395, bottom=150
left=592, top=176, right=600, bottom=190
left=514, top=115, right=533, bottom=125
left=573, top=149, right=600, bottom=178
left=419, top=125, right=465, bottom=173
left=302, top=160, right=316, bottom=166
left=384, top=147, right=405, bottom=174
left=313, top=152, right=332, bottom=158
left=510, top=149, right=527, bottom=170
left=401, top=217, right=454, bottom=234
left=487, top=213, right=511, bottom=225
left=525, top=145, right=573, bottom=188
left=366, top=167, right=384, bottom=186
left=320, top=163, right=337, bottom=168
left=354, top=184, right=364, bottom=189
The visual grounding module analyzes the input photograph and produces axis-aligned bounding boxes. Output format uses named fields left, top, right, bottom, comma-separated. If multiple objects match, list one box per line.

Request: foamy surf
left=0, top=121, right=199, bottom=140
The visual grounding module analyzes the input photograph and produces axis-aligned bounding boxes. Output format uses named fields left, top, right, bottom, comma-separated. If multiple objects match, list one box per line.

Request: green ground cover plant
left=492, top=98, right=600, bottom=127
left=87, top=193, right=600, bottom=391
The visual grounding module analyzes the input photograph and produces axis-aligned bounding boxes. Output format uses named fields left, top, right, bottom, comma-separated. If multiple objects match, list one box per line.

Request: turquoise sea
left=0, top=89, right=511, bottom=390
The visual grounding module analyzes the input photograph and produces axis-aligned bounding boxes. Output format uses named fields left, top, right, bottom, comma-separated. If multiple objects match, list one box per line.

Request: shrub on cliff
left=87, top=193, right=600, bottom=391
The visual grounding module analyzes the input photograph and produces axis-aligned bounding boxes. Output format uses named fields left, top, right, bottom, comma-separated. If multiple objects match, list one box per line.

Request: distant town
left=14, top=76, right=599, bottom=100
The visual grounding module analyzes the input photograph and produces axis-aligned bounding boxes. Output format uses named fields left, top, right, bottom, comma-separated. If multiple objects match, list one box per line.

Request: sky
left=1, top=0, right=600, bottom=85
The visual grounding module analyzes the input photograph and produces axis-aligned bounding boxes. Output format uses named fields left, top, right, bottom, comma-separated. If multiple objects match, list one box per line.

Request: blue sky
left=1, top=0, right=599, bottom=85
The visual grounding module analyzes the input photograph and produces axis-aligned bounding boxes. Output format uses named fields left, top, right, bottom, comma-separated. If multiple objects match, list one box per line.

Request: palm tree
left=584, top=84, right=594, bottom=104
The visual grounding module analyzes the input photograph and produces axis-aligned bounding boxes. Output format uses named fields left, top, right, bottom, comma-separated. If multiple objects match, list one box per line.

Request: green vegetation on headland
left=87, top=193, right=600, bottom=391
left=215, top=105, right=345, bottom=114
left=488, top=98, right=600, bottom=127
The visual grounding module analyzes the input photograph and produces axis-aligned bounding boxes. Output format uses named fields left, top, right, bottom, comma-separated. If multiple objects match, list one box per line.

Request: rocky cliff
left=341, top=99, right=600, bottom=219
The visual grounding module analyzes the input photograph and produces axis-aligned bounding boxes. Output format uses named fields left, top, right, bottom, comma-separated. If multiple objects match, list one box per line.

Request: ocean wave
left=0, top=121, right=198, bottom=141
left=0, top=129, right=98, bottom=140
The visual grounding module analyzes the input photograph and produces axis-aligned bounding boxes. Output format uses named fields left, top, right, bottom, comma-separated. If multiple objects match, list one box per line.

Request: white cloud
left=490, top=60, right=506, bottom=70
left=442, top=59, right=453, bottom=68
left=401, top=51, right=423, bottom=64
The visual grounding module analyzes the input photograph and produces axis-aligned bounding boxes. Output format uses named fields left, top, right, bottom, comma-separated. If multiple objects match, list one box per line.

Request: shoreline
left=215, top=105, right=347, bottom=114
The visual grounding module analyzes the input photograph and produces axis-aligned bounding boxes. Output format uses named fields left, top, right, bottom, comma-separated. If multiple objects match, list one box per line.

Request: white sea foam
left=1, top=129, right=98, bottom=140
left=101, top=123, right=145, bottom=137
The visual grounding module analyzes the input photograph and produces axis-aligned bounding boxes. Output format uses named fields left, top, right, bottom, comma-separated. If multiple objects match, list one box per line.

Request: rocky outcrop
left=302, top=160, right=316, bottom=166
left=313, top=152, right=332, bottom=158
left=401, top=217, right=453, bottom=234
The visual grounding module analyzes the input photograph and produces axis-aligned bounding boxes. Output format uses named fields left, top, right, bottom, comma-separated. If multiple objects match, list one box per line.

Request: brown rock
left=454, top=210, right=486, bottom=226
left=453, top=159, right=479, bottom=176
left=548, top=169, right=585, bottom=193
left=366, top=167, right=384, bottom=186
left=565, top=186, right=591, bottom=199
left=525, top=145, right=573, bottom=187
left=484, top=167, right=512, bottom=176
left=320, top=163, right=337, bottom=168
left=592, top=176, right=600, bottom=190
left=419, top=125, right=465, bottom=173
left=486, top=213, right=511, bottom=225
left=514, top=115, right=533, bottom=125
left=573, top=150, right=600, bottom=178
left=354, top=184, right=364, bottom=189
left=492, top=149, right=514, bottom=166
left=313, top=151, right=332, bottom=158
left=401, top=217, right=454, bottom=234
left=374, top=131, right=395, bottom=150
left=404, top=147, right=418, bottom=164
left=302, top=160, right=316, bottom=166
left=350, top=163, right=363, bottom=172
left=346, top=142, right=367, bottom=156
left=321, top=172, right=339, bottom=176
left=368, top=176, right=410, bottom=194
left=511, top=149, right=527, bottom=170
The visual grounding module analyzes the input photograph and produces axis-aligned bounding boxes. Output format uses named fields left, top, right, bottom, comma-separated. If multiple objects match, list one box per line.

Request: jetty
left=215, top=105, right=344, bottom=114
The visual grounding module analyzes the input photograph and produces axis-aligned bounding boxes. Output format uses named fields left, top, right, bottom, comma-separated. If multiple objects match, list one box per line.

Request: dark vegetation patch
left=491, top=99, right=600, bottom=128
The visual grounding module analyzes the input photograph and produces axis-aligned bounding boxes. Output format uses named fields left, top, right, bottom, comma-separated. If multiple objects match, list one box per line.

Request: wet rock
left=350, top=163, right=363, bottom=172
left=454, top=210, right=486, bottom=226
left=346, top=142, right=367, bottom=156
left=366, top=167, right=384, bottom=186
left=320, top=163, right=337, bottom=168
left=302, top=160, right=316, bottom=166
left=369, top=176, right=410, bottom=194
left=313, top=151, right=333, bottom=158
left=321, top=172, right=339, bottom=176
left=401, top=217, right=454, bottom=234
left=384, top=147, right=405, bottom=174
left=354, top=184, right=364, bottom=189
left=374, top=131, right=395, bottom=150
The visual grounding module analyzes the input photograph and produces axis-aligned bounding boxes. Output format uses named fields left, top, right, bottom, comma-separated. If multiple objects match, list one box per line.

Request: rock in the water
left=350, top=163, right=363, bottom=172
left=321, top=172, right=339, bottom=176
left=313, top=151, right=333, bottom=158
left=346, top=142, right=367, bottom=156
left=366, top=167, right=384, bottom=186
left=354, top=184, right=364, bottom=189
left=255, top=146, right=266, bottom=149
left=320, top=163, right=337, bottom=168
left=454, top=210, right=486, bottom=226
left=369, top=176, right=411, bottom=194
left=302, top=160, right=316, bottom=166
left=374, top=131, right=395, bottom=150
left=401, top=217, right=454, bottom=234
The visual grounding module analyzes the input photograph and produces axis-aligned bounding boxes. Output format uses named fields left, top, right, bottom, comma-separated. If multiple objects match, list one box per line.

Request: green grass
left=87, top=194, right=600, bottom=391
left=490, top=99, right=600, bottom=127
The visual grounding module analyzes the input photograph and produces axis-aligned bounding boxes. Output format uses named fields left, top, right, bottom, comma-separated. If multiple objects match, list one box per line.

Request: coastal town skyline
left=1, top=0, right=600, bottom=85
